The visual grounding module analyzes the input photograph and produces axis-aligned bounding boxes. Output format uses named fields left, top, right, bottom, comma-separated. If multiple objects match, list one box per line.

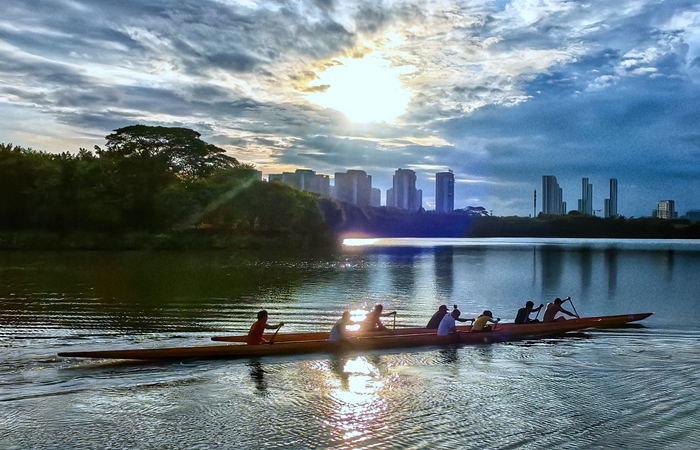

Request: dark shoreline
left=2, top=213, right=698, bottom=253
left=331, top=206, right=700, bottom=240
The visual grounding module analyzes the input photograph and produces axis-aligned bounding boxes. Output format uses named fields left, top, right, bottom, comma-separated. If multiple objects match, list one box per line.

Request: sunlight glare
left=306, top=54, right=412, bottom=124
left=343, top=238, right=380, bottom=246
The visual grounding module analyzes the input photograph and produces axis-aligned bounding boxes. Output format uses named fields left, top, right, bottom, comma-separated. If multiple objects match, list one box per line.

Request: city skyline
left=271, top=167, right=685, bottom=219
left=2, top=1, right=700, bottom=217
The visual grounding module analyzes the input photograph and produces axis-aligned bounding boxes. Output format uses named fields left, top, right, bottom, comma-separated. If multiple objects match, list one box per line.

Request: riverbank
left=0, top=229, right=339, bottom=256
left=331, top=205, right=700, bottom=239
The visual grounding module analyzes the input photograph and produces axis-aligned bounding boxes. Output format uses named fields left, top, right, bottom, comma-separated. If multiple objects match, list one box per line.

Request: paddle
left=267, top=323, right=284, bottom=345
left=564, top=296, right=580, bottom=318
left=534, top=303, right=544, bottom=321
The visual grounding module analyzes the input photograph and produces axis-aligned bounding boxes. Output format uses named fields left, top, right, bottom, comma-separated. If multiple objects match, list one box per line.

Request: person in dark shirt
left=247, top=310, right=284, bottom=345
left=360, top=304, right=395, bottom=332
left=426, top=305, right=449, bottom=329
left=427, top=305, right=471, bottom=329
left=514, top=301, right=544, bottom=324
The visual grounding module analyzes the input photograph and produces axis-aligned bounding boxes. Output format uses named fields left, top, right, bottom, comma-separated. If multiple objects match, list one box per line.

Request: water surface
left=1, top=238, right=699, bottom=449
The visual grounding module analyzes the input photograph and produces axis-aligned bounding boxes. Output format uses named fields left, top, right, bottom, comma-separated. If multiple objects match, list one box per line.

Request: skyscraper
left=435, top=170, right=455, bottom=212
left=656, top=200, right=676, bottom=219
left=605, top=178, right=618, bottom=218
left=542, top=175, right=566, bottom=215
left=268, top=169, right=330, bottom=196
left=334, top=170, right=372, bottom=207
left=387, top=168, right=422, bottom=211
left=578, top=178, right=593, bottom=215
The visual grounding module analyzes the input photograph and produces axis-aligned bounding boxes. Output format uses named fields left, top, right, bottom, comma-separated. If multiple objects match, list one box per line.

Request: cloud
left=1, top=0, right=700, bottom=217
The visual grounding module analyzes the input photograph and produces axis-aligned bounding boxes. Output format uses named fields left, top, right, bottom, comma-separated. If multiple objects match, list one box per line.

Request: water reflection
left=433, top=247, right=455, bottom=298
left=325, top=356, right=385, bottom=444
left=540, top=247, right=564, bottom=294
left=605, top=248, right=618, bottom=296
left=438, top=347, right=459, bottom=364
left=578, top=249, right=593, bottom=293
left=248, top=361, right=268, bottom=395
left=388, top=249, right=419, bottom=296
left=664, top=250, right=675, bottom=281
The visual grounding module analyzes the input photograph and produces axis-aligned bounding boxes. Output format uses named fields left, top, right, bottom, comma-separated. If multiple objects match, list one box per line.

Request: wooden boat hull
left=211, top=313, right=654, bottom=343
left=57, top=313, right=652, bottom=361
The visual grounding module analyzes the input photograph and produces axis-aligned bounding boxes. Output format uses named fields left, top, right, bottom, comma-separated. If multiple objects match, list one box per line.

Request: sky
left=2, top=0, right=700, bottom=218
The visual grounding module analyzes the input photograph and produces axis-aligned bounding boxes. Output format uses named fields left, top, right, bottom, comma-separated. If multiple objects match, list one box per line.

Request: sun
left=306, top=53, right=413, bottom=124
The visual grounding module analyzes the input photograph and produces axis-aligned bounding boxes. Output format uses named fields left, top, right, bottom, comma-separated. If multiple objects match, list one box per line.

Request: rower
left=472, top=310, right=500, bottom=332
left=437, top=308, right=473, bottom=336
left=543, top=298, right=577, bottom=322
left=247, top=310, right=284, bottom=345
left=427, top=304, right=471, bottom=329
left=515, top=301, right=544, bottom=324
left=360, top=304, right=395, bottom=332
left=426, top=305, right=449, bottom=329
left=329, top=311, right=351, bottom=342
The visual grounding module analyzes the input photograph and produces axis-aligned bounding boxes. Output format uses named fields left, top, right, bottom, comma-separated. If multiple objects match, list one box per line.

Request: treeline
left=328, top=204, right=700, bottom=239
left=468, top=214, right=700, bottom=238
left=0, top=125, right=336, bottom=252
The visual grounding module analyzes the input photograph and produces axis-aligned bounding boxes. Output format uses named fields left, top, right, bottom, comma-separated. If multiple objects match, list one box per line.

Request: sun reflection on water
left=323, top=356, right=386, bottom=443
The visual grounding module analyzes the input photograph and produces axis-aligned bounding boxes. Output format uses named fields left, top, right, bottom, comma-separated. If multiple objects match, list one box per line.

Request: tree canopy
left=0, top=128, right=337, bottom=253
left=96, top=125, right=242, bottom=179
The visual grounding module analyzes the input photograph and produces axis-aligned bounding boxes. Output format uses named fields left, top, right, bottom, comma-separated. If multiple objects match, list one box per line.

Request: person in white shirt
left=330, top=311, right=351, bottom=342
left=437, top=309, right=463, bottom=336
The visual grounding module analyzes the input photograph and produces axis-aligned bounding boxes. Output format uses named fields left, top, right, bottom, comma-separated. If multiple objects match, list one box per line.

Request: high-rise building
left=542, top=175, right=566, bottom=215
left=386, top=168, right=422, bottom=211
left=371, top=188, right=381, bottom=207
left=656, top=200, right=676, bottom=219
left=268, top=169, right=330, bottom=196
left=334, top=170, right=372, bottom=207
left=605, top=178, right=618, bottom=218
left=578, top=178, right=593, bottom=215
left=435, top=170, right=455, bottom=212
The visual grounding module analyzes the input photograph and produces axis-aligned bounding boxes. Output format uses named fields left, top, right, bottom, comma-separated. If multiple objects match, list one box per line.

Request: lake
left=2, top=238, right=700, bottom=449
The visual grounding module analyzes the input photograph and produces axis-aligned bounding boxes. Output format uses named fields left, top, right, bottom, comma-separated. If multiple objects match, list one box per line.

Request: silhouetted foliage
left=325, top=204, right=700, bottom=239
left=96, top=125, right=242, bottom=179
left=0, top=129, right=336, bottom=252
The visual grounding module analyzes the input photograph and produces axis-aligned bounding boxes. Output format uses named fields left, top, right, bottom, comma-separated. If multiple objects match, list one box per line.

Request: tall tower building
left=542, top=175, right=566, bottom=215
left=578, top=178, right=593, bottom=215
left=334, top=170, right=372, bottom=207
left=435, top=171, right=455, bottom=212
left=268, top=169, right=330, bottom=196
left=656, top=200, right=676, bottom=219
left=605, top=178, right=618, bottom=218
left=387, top=168, right=422, bottom=211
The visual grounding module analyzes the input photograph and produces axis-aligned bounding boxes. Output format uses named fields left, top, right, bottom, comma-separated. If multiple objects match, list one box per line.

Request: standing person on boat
left=543, top=298, right=578, bottom=322
left=472, top=310, right=500, bottom=332
left=329, top=311, right=352, bottom=342
left=515, top=301, right=544, bottom=324
left=361, top=304, right=394, bottom=332
left=247, top=310, right=284, bottom=345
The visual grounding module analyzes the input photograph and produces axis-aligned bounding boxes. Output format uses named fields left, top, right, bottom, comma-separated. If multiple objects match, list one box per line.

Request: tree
left=96, top=125, right=241, bottom=179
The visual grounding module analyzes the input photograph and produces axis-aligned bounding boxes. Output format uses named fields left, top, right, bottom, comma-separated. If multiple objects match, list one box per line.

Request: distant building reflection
left=387, top=249, right=419, bottom=296
left=604, top=248, right=618, bottom=296
left=433, top=247, right=454, bottom=298
left=578, top=249, right=593, bottom=293
left=540, top=246, right=564, bottom=294
left=664, top=250, right=675, bottom=281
